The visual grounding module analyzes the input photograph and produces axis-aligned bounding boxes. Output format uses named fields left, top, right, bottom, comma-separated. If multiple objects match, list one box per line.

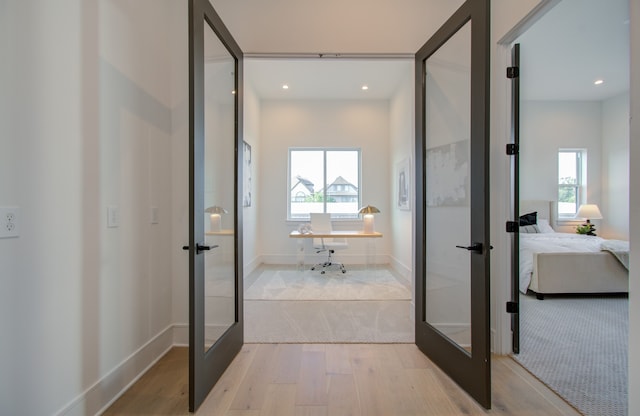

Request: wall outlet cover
left=0, top=206, right=20, bottom=238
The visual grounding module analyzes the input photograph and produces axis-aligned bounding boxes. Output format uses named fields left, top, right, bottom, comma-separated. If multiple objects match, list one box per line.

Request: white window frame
left=287, top=147, right=362, bottom=220
left=557, top=148, right=587, bottom=219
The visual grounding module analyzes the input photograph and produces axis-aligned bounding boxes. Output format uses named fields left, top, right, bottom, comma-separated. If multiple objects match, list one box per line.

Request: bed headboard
left=520, top=200, right=557, bottom=230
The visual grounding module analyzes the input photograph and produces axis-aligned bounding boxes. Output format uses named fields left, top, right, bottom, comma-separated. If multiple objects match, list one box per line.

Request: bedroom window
left=558, top=149, right=586, bottom=217
left=288, top=148, right=361, bottom=220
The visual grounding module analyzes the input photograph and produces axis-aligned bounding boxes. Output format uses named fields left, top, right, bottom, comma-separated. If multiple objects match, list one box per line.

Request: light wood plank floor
left=103, top=344, right=581, bottom=415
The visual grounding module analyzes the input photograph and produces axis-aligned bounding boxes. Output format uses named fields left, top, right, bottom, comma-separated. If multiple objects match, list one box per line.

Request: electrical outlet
left=0, top=207, right=20, bottom=238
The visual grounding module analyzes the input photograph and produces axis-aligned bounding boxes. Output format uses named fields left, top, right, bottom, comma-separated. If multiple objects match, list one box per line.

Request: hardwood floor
left=103, top=344, right=581, bottom=416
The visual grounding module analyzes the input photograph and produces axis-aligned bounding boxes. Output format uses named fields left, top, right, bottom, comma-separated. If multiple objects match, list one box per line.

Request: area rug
left=513, top=294, right=628, bottom=416
left=244, top=299, right=414, bottom=343
left=244, top=268, right=411, bottom=301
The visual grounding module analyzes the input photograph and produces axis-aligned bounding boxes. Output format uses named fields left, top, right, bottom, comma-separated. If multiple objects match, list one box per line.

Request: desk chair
left=310, top=213, right=347, bottom=274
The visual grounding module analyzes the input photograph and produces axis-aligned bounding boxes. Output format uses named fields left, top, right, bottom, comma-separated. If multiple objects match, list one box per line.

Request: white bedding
left=519, top=233, right=605, bottom=293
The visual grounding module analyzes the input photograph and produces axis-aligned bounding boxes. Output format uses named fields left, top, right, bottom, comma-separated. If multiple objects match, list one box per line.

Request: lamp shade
left=205, top=205, right=228, bottom=214
left=358, top=205, right=380, bottom=214
left=576, top=204, right=602, bottom=220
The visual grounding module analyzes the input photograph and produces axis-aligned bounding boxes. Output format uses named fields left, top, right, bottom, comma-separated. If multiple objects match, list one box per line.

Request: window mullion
left=323, top=150, right=327, bottom=215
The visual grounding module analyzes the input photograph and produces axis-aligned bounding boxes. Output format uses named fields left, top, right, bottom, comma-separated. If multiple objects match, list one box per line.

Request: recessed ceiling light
left=594, top=79, right=604, bottom=85
left=361, top=85, right=369, bottom=91
left=282, top=84, right=289, bottom=90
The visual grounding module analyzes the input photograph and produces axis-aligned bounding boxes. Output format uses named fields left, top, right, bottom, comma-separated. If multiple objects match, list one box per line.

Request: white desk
left=289, top=230, right=382, bottom=239
left=289, top=230, right=383, bottom=270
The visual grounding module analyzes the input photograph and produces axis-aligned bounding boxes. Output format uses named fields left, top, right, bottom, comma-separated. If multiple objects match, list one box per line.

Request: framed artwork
left=396, top=157, right=411, bottom=211
left=243, top=141, right=252, bottom=207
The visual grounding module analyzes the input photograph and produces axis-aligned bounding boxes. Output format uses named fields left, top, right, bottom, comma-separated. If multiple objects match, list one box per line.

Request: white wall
left=170, top=0, right=190, bottom=342
left=520, top=100, right=603, bottom=232
left=0, top=1, right=176, bottom=415
left=602, top=92, right=630, bottom=240
left=258, top=100, right=391, bottom=265
left=242, top=82, right=262, bottom=274
left=389, top=64, right=415, bottom=284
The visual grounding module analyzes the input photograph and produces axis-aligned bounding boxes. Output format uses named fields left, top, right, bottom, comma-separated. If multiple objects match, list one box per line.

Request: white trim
left=389, top=255, right=412, bottom=286
left=497, top=0, right=561, bottom=45
left=55, top=325, right=174, bottom=416
left=173, top=323, right=189, bottom=347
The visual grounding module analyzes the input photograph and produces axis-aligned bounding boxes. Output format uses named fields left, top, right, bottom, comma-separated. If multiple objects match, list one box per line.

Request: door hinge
left=507, top=66, right=519, bottom=79
left=506, top=143, right=519, bottom=155
left=506, top=221, right=518, bottom=233
left=506, top=301, right=519, bottom=314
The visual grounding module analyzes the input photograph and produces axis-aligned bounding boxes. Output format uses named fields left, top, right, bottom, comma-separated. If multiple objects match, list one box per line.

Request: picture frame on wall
left=243, top=141, right=252, bottom=207
left=397, top=157, right=411, bottom=211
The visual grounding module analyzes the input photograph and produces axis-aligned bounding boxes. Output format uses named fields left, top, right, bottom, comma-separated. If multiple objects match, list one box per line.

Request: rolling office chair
left=309, top=213, right=348, bottom=274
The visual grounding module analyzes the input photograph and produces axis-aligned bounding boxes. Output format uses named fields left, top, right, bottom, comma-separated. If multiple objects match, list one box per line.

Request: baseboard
left=56, top=325, right=174, bottom=416
left=389, top=256, right=412, bottom=286
left=173, top=323, right=189, bottom=346
left=243, top=255, right=262, bottom=276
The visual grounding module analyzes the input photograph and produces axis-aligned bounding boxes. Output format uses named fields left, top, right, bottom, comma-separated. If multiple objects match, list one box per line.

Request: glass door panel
left=424, top=21, right=472, bottom=352
left=203, top=23, right=236, bottom=352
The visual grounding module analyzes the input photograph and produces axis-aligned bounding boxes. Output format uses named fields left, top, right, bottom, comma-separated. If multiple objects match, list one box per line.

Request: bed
left=519, top=200, right=629, bottom=299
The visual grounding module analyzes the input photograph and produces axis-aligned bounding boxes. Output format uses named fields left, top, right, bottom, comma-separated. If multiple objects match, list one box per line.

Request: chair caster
left=321, top=271, right=325, bottom=274
left=342, top=269, right=346, bottom=274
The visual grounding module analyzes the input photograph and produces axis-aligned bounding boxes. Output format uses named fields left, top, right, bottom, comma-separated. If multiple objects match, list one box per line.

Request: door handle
left=182, top=243, right=219, bottom=254
left=456, top=242, right=484, bottom=253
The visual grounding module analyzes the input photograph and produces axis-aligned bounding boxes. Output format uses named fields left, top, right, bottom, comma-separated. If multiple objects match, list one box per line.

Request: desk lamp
left=205, top=206, right=228, bottom=232
left=359, top=205, right=380, bottom=233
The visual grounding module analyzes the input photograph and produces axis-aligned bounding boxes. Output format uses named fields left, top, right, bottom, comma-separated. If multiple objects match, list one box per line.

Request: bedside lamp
left=359, top=205, right=380, bottom=233
left=575, top=204, right=602, bottom=236
left=205, top=206, right=228, bottom=232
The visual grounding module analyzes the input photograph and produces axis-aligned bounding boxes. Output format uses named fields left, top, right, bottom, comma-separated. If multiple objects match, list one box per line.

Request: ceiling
left=245, top=59, right=412, bottom=100
left=517, top=0, right=629, bottom=101
left=211, top=0, right=629, bottom=102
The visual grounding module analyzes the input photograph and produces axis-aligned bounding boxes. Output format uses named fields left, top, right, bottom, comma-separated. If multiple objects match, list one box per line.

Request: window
left=558, top=149, right=586, bottom=218
left=288, top=148, right=361, bottom=220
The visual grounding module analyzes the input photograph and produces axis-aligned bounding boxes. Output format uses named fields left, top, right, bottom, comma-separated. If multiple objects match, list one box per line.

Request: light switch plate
left=0, top=206, right=20, bottom=238
left=150, top=206, right=159, bottom=224
left=107, top=205, right=120, bottom=228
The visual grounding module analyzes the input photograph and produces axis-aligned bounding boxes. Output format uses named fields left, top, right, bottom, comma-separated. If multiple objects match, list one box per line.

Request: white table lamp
left=359, top=205, right=380, bottom=234
left=205, top=205, right=228, bottom=232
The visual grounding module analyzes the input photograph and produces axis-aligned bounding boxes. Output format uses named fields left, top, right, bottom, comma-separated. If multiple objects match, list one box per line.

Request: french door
left=414, top=0, right=492, bottom=408
left=187, top=0, right=244, bottom=411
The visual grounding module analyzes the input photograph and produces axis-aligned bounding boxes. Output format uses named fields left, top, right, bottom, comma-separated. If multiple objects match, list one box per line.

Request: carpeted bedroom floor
left=244, top=265, right=414, bottom=343
left=513, top=293, right=628, bottom=416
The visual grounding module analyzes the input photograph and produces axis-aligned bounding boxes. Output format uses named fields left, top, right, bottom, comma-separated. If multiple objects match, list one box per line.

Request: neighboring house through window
left=558, top=149, right=587, bottom=218
left=288, top=148, right=361, bottom=220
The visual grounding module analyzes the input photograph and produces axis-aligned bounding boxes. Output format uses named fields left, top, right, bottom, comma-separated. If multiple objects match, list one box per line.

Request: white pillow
left=537, top=218, right=555, bottom=233
left=519, top=224, right=540, bottom=233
